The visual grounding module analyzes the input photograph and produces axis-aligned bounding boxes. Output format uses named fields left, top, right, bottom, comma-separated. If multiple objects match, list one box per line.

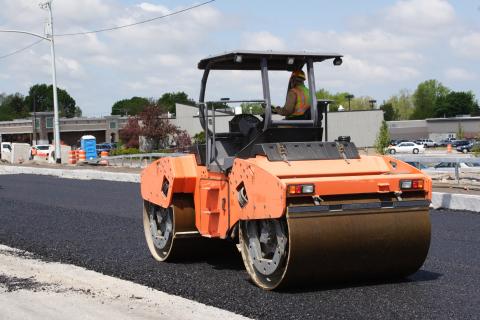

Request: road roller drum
left=239, top=206, right=431, bottom=290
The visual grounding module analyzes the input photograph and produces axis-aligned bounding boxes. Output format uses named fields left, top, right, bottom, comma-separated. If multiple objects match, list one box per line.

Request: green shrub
left=472, top=144, right=480, bottom=157
left=374, top=120, right=390, bottom=155
left=110, top=148, right=140, bottom=156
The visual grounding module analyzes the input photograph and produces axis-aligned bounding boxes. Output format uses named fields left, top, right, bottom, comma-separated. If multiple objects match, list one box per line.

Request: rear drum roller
left=143, top=195, right=197, bottom=261
left=239, top=219, right=289, bottom=290
left=239, top=207, right=431, bottom=290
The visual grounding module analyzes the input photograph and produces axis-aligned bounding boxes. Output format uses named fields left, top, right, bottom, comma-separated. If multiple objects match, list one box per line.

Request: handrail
left=392, top=155, right=480, bottom=163
left=392, top=154, right=480, bottom=184
left=94, top=152, right=186, bottom=168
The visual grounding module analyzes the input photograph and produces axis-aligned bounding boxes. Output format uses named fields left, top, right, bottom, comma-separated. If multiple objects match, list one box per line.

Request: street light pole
left=42, top=0, right=61, bottom=163
left=346, top=94, right=354, bottom=111
left=0, top=0, right=61, bottom=163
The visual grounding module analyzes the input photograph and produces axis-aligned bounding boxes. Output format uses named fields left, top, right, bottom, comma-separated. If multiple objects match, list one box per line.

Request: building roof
left=198, top=50, right=342, bottom=71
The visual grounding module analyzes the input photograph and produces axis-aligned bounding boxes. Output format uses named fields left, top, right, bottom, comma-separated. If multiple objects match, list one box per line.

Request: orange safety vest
left=290, top=84, right=310, bottom=116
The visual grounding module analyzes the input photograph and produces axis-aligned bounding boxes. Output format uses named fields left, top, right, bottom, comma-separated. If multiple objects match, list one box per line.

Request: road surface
left=0, top=174, right=479, bottom=319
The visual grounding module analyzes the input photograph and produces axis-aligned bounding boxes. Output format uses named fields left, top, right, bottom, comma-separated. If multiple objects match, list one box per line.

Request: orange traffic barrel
left=68, top=150, right=77, bottom=165
left=99, top=151, right=109, bottom=166
left=447, top=144, right=452, bottom=153
left=78, top=150, right=86, bottom=162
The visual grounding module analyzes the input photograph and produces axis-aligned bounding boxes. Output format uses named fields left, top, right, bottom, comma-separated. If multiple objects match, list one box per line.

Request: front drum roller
left=239, top=206, right=431, bottom=290
left=143, top=194, right=198, bottom=261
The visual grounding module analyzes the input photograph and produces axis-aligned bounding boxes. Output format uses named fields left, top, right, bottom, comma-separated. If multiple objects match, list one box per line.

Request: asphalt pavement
left=0, top=174, right=479, bottom=320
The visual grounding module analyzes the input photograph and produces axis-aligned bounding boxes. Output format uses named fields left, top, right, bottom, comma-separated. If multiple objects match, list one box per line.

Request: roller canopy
left=197, top=50, right=342, bottom=71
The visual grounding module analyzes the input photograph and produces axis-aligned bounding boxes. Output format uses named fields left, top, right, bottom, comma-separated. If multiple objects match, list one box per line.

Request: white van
left=1, top=142, right=12, bottom=159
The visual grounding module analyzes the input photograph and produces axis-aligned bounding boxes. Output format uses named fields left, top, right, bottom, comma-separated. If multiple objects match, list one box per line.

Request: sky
left=0, top=0, right=479, bottom=116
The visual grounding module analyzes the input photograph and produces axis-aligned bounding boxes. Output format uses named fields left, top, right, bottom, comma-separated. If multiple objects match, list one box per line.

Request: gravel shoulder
left=0, top=245, right=249, bottom=320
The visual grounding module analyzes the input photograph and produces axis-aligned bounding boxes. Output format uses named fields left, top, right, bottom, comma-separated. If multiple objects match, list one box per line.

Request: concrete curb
left=0, top=165, right=139, bottom=183
left=1, top=165, right=478, bottom=212
left=431, top=192, right=480, bottom=212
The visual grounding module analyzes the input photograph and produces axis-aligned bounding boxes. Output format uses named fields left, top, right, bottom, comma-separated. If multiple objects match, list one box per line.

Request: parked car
left=424, top=161, right=480, bottom=172
left=30, top=144, right=53, bottom=159
left=405, top=161, right=429, bottom=170
left=389, top=139, right=408, bottom=146
left=96, top=143, right=115, bottom=155
left=387, top=142, right=425, bottom=154
left=450, top=140, right=470, bottom=147
left=456, top=141, right=480, bottom=153
left=438, top=138, right=456, bottom=147
left=415, top=139, right=438, bottom=148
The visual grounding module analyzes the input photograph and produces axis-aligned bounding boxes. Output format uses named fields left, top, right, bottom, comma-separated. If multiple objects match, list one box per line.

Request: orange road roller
left=141, top=51, right=431, bottom=290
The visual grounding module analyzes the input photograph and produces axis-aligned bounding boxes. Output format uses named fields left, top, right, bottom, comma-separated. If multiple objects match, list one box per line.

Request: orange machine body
left=141, top=153, right=432, bottom=239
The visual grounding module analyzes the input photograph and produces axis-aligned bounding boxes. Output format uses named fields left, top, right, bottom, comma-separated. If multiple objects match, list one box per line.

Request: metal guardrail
left=392, top=154, right=480, bottom=183
left=88, top=153, right=185, bottom=168
left=392, top=155, right=480, bottom=163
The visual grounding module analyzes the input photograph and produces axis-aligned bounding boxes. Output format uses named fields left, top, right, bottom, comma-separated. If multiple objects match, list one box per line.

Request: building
left=0, top=105, right=384, bottom=148
left=388, top=116, right=480, bottom=141
left=0, top=112, right=127, bottom=146
left=174, top=104, right=384, bottom=147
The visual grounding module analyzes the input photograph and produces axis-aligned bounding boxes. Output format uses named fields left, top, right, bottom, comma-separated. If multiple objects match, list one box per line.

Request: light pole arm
left=0, top=29, right=50, bottom=41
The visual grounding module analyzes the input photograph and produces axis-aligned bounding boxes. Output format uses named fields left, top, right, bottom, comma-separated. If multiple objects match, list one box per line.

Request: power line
left=0, top=39, right=44, bottom=59
left=56, top=0, right=215, bottom=37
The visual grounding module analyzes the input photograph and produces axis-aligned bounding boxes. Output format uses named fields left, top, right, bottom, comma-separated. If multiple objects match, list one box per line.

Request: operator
left=273, top=70, right=311, bottom=120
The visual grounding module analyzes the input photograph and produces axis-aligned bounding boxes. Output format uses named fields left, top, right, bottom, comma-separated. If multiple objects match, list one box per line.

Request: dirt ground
left=0, top=245, right=249, bottom=320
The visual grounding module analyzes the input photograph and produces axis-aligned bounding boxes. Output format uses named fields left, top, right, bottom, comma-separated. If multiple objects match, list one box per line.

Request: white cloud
left=242, top=31, right=287, bottom=51
left=0, top=0, right=478, bottom=116
left=333, top=55, right=420, bottom=82
left=0, top=0, right=224, bottom=115
left=137, top=3, right=171, bottom=14
left=450, top=32, right=480, bottom=59
left=384, top=0, right=456, bottom=34
left=444, top=68, right=477, bottom=81
left=299, top=29, right=418, bottom=53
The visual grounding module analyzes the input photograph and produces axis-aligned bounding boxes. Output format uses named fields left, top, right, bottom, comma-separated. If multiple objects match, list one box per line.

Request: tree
left=74, top=106, right=83, bottom=117
left=471, top=101, right=480, bottom=116
left=174, top=130, right=192, bottom=150
left=241, top=102, right=263, bottom=115
left=24, top=84, right=78, bottom=118
left=386, top=89, right=414, bottom=120
left=374, top=120, right=390, bottom=155
left=316, top=89, right=352, bottom=112
left=349, top=96, right=375, bottom=110
left=119, top=117, right=141, bottom=148
left=0, top=93, right=28, bottom=120
left=138, top=103, right=179, bottom=149
left=193, top=131, right=206, bottom=144
left=435, top=91, right=476, bottom=118
left=411, top=80, right=450, bottom=120
left=380, top=102, right=398, bottom=121
left=157, top=91, right=195, bottom=114
left=111, top=97, right=149, bottom=116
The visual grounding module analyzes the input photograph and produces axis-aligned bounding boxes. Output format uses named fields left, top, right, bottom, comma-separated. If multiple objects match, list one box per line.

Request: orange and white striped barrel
left=99, top=151, right=109, bottom=165
left=68, top=150, right=77, bottom=165
left=75, top=150, right=79, bottom=162
left=78, top=150, right=86, bottom=162
left=447, top=144, right=452, bottom=153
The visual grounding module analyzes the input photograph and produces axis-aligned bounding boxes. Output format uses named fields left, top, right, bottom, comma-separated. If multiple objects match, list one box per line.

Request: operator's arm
left=275, top=90, right=297, bottom=116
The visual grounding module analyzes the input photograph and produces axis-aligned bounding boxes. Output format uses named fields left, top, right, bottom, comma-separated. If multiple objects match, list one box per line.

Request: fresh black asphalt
left=0, top=174, right=479, bottom=319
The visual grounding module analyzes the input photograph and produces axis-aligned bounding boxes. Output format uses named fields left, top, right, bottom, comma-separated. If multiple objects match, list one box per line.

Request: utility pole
left=33, top=96, right=37, bottom=145
left=40, top=0, right=61, bottom=163
left=0, top=0, right=61, bottom=163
